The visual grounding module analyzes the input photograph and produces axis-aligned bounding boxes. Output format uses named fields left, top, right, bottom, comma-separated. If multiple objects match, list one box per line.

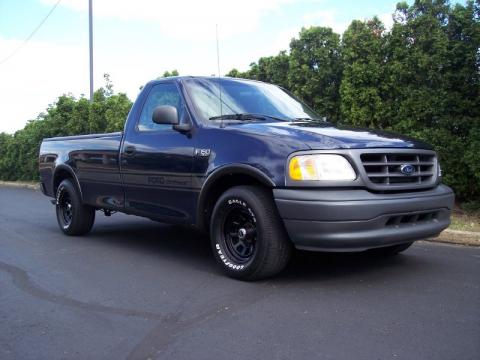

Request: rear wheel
left=367, top=242, right=413, bottom=256
left=210, top=186, right=292, bottom=281
left=55, top=179, right=95, bottom=235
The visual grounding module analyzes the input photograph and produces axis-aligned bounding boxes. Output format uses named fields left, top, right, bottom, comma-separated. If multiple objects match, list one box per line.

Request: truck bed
left=39, top=132, right=123, bottom=201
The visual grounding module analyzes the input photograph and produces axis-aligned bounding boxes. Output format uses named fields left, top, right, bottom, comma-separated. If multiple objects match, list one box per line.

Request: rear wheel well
left=200, top=173, right=272, bottom=232
left=53, top=169, right=75, bottom=195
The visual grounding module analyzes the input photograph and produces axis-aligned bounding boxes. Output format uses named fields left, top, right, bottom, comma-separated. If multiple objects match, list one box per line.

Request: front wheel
left=55, top=179, right=95, bottom=236
left=210, top=186, right=292, bottom=281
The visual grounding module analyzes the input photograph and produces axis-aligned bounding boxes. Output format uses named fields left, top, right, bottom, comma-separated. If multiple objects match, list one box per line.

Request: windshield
left=183, top=78, right=321, bottom=122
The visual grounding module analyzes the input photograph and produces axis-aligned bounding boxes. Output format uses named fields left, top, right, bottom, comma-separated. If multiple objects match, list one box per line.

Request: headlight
left=289, top=154, right=356, bottom=181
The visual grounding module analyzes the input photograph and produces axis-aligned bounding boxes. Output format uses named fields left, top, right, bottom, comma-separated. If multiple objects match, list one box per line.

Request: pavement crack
left=126, top=281, right=278, bottom=360
left=0, top=261, right=164, bottom=320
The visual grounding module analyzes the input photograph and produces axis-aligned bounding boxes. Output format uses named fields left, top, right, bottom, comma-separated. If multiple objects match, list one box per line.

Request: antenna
left=216, top=24, right=224, bottom=128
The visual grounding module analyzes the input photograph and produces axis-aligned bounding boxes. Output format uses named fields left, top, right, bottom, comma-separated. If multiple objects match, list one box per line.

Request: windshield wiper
left=292, top=117, right=319, bottom=122
left=209, top=113, right=288, bottom=122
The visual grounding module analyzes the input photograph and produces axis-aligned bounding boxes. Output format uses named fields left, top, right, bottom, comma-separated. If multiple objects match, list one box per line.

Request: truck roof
left=147, top=76, right=265, bottom=87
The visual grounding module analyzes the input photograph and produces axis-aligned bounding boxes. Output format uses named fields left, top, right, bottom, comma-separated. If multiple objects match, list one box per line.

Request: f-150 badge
left=195, top=149, right=211, bottom=157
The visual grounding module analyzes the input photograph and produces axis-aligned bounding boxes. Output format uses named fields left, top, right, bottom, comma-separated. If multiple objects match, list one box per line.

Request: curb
left=427, top=229, right=480, bottom=247
left=0, top=181, right=40, bottom=190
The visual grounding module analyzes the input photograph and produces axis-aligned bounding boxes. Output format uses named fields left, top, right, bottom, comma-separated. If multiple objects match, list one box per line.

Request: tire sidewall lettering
left=56, top=185, right=64, bottom=205
left=215, top=197, right=257, bottom=272
left=215, top=242, right=246, bottom=271
left=227, top=198, right=257, bottom=223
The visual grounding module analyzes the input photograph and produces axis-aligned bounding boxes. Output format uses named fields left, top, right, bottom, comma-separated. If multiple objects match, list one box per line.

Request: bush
left=0, top=88, right=132, bottom=182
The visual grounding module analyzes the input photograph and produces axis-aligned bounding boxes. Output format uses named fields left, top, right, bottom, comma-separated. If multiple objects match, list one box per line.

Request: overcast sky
left=0, top=0, right=399, bottom=133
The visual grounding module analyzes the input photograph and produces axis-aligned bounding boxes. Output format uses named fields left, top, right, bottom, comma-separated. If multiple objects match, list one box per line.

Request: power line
left=0, top=0, right=62, bottom=65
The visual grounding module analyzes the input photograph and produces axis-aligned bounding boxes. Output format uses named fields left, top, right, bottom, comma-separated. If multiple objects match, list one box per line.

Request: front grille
left=385, top=211, right=439, bottom=227
left=360, top=151, right=437, bottom=189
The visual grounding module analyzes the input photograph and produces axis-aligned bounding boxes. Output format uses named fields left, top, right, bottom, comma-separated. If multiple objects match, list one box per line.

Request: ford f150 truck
left=39, top=76, right=454, bottom=280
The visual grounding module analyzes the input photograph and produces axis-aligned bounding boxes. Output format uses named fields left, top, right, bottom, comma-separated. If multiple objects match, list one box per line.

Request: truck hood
left=229, top=121, right=432, bottom=150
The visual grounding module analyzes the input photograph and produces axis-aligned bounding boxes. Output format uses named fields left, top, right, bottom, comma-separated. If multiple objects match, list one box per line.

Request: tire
left=367, top=242, right=413, bottom=257
left=210, top=185, right=292, bottom=281
left=55, top=179, right=95, bottom=236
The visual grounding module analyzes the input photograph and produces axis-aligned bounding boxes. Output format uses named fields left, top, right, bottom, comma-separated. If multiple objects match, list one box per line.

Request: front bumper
left=273, top=185, right=454, bottom=251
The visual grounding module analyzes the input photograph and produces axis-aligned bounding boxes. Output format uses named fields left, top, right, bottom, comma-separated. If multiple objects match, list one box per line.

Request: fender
left=53, top=164, right=84, bottom=202
left=196, top=164, right=276, bottom=230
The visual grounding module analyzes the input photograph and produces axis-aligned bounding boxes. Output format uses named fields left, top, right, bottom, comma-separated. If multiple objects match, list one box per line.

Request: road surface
left=0, top=186, right=479, bottom=359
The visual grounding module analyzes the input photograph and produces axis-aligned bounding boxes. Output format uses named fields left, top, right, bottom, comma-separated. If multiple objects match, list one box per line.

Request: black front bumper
left=273, top=185, right=454, bottom=251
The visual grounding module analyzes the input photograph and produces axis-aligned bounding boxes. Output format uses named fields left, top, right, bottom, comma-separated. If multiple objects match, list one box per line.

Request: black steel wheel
left=210, top=185, right=292, bottom=281
left=223, top=205, right=257, bottom=264
left=55, top=179, right=95, bottom=236
left=58, top=191, right=73, bottom=227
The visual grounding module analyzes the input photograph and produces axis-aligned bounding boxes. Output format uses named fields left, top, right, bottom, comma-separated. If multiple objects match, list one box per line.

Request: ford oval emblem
left=400, top=164, right=415, bottom=175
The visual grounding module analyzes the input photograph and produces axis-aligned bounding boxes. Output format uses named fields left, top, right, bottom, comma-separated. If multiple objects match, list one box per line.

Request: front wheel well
left=199, top=173, right=272, bottom=232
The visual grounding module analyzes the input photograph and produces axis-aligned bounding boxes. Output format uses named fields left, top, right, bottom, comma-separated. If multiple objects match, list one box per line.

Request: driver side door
left=120, top=82, right=196, bottom=223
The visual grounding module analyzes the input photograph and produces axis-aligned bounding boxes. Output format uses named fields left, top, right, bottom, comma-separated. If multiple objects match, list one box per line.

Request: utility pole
left=89, top=0, right=93, bottom=102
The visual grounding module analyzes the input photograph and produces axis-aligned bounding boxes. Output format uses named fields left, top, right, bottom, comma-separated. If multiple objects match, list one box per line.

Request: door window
left=137, top=83, right=183, bottom=131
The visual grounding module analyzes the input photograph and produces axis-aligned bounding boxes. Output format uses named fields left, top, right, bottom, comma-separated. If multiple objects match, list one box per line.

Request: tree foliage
left=0, top=75, right=132, bottom=181
left=228, top=51, right=291, bottom=89
left=340, top=17, right=388, bottom=129
left=383, top=0, right=480, bottom=200
left=289, top=27, right=343, bottom=122
left=160, top=70, right=179, bottom=78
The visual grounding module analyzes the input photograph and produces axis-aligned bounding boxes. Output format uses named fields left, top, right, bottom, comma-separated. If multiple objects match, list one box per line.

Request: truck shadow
left=88, top=215, right=435, bottom=283
left=278, top=250, right=412, bottom=283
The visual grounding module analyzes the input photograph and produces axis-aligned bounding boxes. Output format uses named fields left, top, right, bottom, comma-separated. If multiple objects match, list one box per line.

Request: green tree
left=160, top=70, right=179, bottom=78
left=385, top=0, right=450, bottom=131
left=288, top=26, right=343, bottom=122
left=0, top=133, right=14, bottom=180
left=103, top=73, right=114, bottom=97
left=238, top=51, right=291, bottom=89
left=0, top=77, right=132, bottom=181
left=105, top=93, right=133, bottom=132
left=226, top=68, right=245, bottom=78
left=444, top=1, right=480, bottom=198
left=385, top=0, right=480, bottom=200
left=340, top=17, right=389, bottom=128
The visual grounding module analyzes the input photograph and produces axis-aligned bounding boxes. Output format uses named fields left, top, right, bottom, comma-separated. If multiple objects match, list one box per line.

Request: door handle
left=124, top=145, right=136, bottom=156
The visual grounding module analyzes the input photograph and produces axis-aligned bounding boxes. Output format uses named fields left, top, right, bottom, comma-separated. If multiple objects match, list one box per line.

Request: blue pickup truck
left=39, top=76, right=454, bottom=280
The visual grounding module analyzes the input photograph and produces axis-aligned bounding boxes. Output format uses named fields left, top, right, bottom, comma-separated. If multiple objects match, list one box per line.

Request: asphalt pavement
left=0, top=186, right=479, bottom=360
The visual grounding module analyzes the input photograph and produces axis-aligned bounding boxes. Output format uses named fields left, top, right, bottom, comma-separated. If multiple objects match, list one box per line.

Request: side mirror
left=152, top=105, right=179, bottom=125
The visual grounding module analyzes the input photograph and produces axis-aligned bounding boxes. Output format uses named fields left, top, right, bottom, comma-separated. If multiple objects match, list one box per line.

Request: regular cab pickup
left=39, top=76, right=455, bottom=280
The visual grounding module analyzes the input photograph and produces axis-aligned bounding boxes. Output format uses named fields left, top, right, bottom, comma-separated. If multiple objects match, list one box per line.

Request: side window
left=138, top=83, right=183, bottom=131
